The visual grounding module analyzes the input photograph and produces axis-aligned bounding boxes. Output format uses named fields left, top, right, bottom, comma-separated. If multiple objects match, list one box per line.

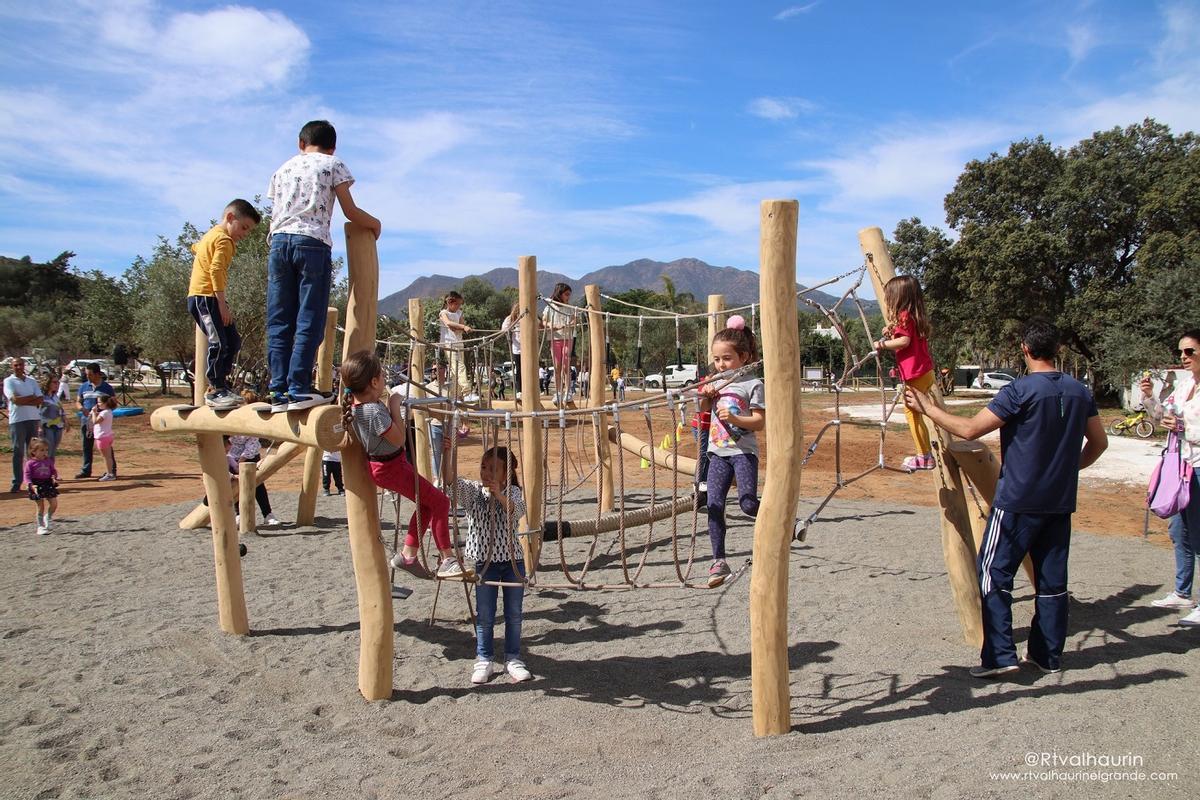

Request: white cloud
left=1065, top=23, right=1097, bottom=65
left=775, top=3, right=819, bottom=21
left=747, top=96, right=817, bottom=120
left=628, top=181, right=819, bottom=236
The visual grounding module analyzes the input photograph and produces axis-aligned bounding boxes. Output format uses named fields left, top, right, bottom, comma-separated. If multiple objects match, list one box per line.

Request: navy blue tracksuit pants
left=978, top=508, right=1071, bottom=670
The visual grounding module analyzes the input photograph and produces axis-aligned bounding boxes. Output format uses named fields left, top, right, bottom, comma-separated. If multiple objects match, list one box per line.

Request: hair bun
left=726, top=315, right=746, bottom=330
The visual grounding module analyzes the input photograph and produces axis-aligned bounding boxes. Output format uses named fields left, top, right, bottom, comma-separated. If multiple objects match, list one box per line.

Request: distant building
left=811, top=323, right=842, bottom=340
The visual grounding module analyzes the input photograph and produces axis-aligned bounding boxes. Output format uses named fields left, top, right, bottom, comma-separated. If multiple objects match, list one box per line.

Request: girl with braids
left=698, top=315, right=764, bottom=587
left=874, top=275, right=937, bottom=472
left=340, top=350, right=463, bottom=579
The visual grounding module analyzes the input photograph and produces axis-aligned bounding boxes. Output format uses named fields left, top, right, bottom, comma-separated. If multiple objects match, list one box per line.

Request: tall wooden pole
left=194, top=326, right=209, bottom=405
left=707, top=294, right=726, bottom=365
left=751, top=200, right=804, bottom=737
left=585, top=284, right=614, bottom=512
left=858, top=226, right=983, bottom=647
left=518, top=256, right=544, bottom=566
left=198, top=432, right=248, bottom=634
left=297, top=307, right=339, bottom=525
left=194, top=310, right=246, bottom=632
left=408, top=298, right=432, bottom=482
left=343, top=223, right=393, bottom=701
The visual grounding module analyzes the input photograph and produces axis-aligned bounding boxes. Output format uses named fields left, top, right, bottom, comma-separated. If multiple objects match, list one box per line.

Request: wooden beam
left=707, top=294, right=725, bottom=365
left=150, top=403, right=347, bottom=451
left=342, top=222, right=393, bottom=702
left=518, top=256, right=544, bottom=568
left=198, top=432, right=248, bottom=634
left=752, top=199, right=804, bottom=737
left=297, top=307, right=339, bottom=525
left=607, top=427, right=697, bottom=476
left=408, top=298, right=433, bottom=483
left=585, top=284, right=614, bottom=512
left=238, top=460, right=256, bottom=536
left=858, top=226, right=983, bottom=648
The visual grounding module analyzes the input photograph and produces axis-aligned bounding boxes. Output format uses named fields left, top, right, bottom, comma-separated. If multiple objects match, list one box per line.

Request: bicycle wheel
left=1107, top=416, right=1127, bottom=436
left=1135, top=420, right=1155, bottom=438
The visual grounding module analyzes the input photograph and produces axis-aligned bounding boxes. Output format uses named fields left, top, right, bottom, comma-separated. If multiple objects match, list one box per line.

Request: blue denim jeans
left=1167, top=472, right=1200, bottom=597
left=429, top=422, right=444, bottom=481
left=474, top=560, right=525, bottom=661
left=266, top=233, right=333, bottom=395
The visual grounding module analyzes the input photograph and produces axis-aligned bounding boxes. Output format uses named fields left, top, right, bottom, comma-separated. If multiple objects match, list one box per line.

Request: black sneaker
left=287, top=391, right=334, bottom=412
left=969, top=663, right=1020, bottom=679
left=268, top=391, right=289, bottom=414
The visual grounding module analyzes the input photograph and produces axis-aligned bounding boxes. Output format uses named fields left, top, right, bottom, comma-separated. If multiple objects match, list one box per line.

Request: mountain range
left=377, top=258, right=877, bottom=317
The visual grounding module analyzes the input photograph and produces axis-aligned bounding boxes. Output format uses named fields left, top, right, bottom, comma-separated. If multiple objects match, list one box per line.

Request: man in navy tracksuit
left=904, top=319, right=1107, bottom=677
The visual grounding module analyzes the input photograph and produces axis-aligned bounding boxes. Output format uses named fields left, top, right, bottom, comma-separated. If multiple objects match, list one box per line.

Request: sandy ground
left=2, top=389, right=1192, bottom=798
left=2, top=487, right=1197, bottom=799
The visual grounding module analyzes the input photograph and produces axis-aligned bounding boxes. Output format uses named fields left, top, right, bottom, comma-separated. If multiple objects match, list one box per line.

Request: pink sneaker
left=902, top=454, right=935, bottom=472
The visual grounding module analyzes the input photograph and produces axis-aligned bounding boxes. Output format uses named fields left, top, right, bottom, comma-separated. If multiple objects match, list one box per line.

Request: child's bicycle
left=1107, top=409, right=1155, bottom=438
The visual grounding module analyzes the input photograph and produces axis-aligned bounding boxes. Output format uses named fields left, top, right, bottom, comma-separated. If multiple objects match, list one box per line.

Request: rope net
left=359, top=262, right=913, bottom=593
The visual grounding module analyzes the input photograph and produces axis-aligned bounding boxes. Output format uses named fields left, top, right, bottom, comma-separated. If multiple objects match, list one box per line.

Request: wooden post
left=198, top=432, right=248, bottom=634
left=751, top=200, right=804, bottom=737
left=408, top=298, right=433, bottom=483
left=343, top=222, right=392, bottom=701
left=180, top=442, right=304, bottom=529
left=858, top=226, right=983, bottom=647
left=297, top=307, right=339, bottom=525
left=707, top=294, right=726, bottom=365
left=238, top=460, right=256, bottom=535
left=518, top=256, right=544, bottom=566
left=194, top=326, right=209, bottom=405
left=585, top=284, right=614, bottom=512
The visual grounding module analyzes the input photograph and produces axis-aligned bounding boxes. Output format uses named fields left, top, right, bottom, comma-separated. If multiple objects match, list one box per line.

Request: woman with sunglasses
left=1140, top=329, right=1200, bottom=626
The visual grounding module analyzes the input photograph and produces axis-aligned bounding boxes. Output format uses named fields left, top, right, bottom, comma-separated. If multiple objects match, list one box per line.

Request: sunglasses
left=1180, top=348, right=1197, bottom=357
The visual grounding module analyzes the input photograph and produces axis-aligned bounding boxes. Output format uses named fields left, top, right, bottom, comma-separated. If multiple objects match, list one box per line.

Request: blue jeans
left=429, top=423, right=444, bottom=481
left=266, top=233, right=333, bottom=396
left=475, top=560, right=525, bottom=662
left=1167, top=472, right=1200, bottom=598
left=40, top=425, right=64, bottom=459
left=9, top=420, right=38, bottom=487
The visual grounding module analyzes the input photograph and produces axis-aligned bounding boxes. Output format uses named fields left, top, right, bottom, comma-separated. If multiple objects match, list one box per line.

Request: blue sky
left=2, top=1, right=1197, bottom=298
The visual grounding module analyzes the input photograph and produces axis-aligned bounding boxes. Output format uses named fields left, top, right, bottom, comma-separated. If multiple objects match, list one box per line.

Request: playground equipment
left=155, top=204, right=1006, bottom=740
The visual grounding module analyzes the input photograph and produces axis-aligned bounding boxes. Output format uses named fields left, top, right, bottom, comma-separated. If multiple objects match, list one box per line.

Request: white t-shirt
left=3, top=375, right=42, bottom=425
left=92, top=408, right=114, bottom=439
left=267, top=152, right=355, bottom=247
left=439, top=308, right=463, bottom=346
left=707, top=378, right=766, bottom=458
left=541, top=304, right=577, bottom=342
left=501, top=315, right=522, bottom=355
left=322, top=450, right=342, bottom=463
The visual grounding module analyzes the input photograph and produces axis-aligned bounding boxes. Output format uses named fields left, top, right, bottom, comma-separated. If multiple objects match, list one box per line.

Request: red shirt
left=893, top=310, right=933, bottom=380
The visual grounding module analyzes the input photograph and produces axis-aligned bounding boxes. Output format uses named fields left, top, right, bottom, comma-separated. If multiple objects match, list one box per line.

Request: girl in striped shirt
left=445, top=445, right=531, bottom=685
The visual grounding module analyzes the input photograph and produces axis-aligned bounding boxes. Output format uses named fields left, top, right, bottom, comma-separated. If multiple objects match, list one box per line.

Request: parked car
left=644, top=363, right=701, bottom=389
left=63, top=358, right=115, bottom=378
left=971, top=371, right=1015, bottom=389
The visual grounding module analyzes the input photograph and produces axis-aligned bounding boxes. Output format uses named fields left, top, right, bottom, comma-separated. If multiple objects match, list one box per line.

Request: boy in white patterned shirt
left=266, top=119, right=381, bottom=413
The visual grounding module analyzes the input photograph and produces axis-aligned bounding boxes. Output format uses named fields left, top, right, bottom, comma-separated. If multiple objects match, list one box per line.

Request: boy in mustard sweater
left=187, top=199, right=261, bottom=409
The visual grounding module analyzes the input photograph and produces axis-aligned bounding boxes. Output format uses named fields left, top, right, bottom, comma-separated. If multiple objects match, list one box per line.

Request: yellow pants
left=904, top=370, right=935, bottom=456
left=447, top=348, right=472, bottom=396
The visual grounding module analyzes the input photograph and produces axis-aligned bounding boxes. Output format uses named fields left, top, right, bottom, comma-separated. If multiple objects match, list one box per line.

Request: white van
left=644, top=363, right=700, bottom=389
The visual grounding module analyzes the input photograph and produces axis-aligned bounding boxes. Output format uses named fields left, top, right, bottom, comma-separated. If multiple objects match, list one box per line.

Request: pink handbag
left=1147, top=431, right=1194, bottom=518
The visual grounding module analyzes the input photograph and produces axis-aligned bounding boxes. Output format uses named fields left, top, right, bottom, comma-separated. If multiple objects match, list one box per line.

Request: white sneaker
left=436, top=557, right=464, bottom=579
left=264, top=514, right=281, bottom=526
left=1151, top=592, right=1196, bottom=609
left=97, top=473, right=115, bottom=482
left=463, top=393, right=481, bottom=404
left=471, top=660, right=493, bottom=685
left=36, top=525, right=49, bottom=536
left=1179, top=607, right=1200, bottom=627
left=505, top=659, right=532, bottom=682
left=42, top=516, right=52, bottom=532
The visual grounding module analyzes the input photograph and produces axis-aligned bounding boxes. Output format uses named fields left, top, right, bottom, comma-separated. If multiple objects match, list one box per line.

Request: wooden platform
left=150, top=403, right=347, bottom=451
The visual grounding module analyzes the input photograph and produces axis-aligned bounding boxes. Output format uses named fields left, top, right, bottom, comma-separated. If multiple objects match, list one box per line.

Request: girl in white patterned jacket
left=445, top=445, right=532, bottom=685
